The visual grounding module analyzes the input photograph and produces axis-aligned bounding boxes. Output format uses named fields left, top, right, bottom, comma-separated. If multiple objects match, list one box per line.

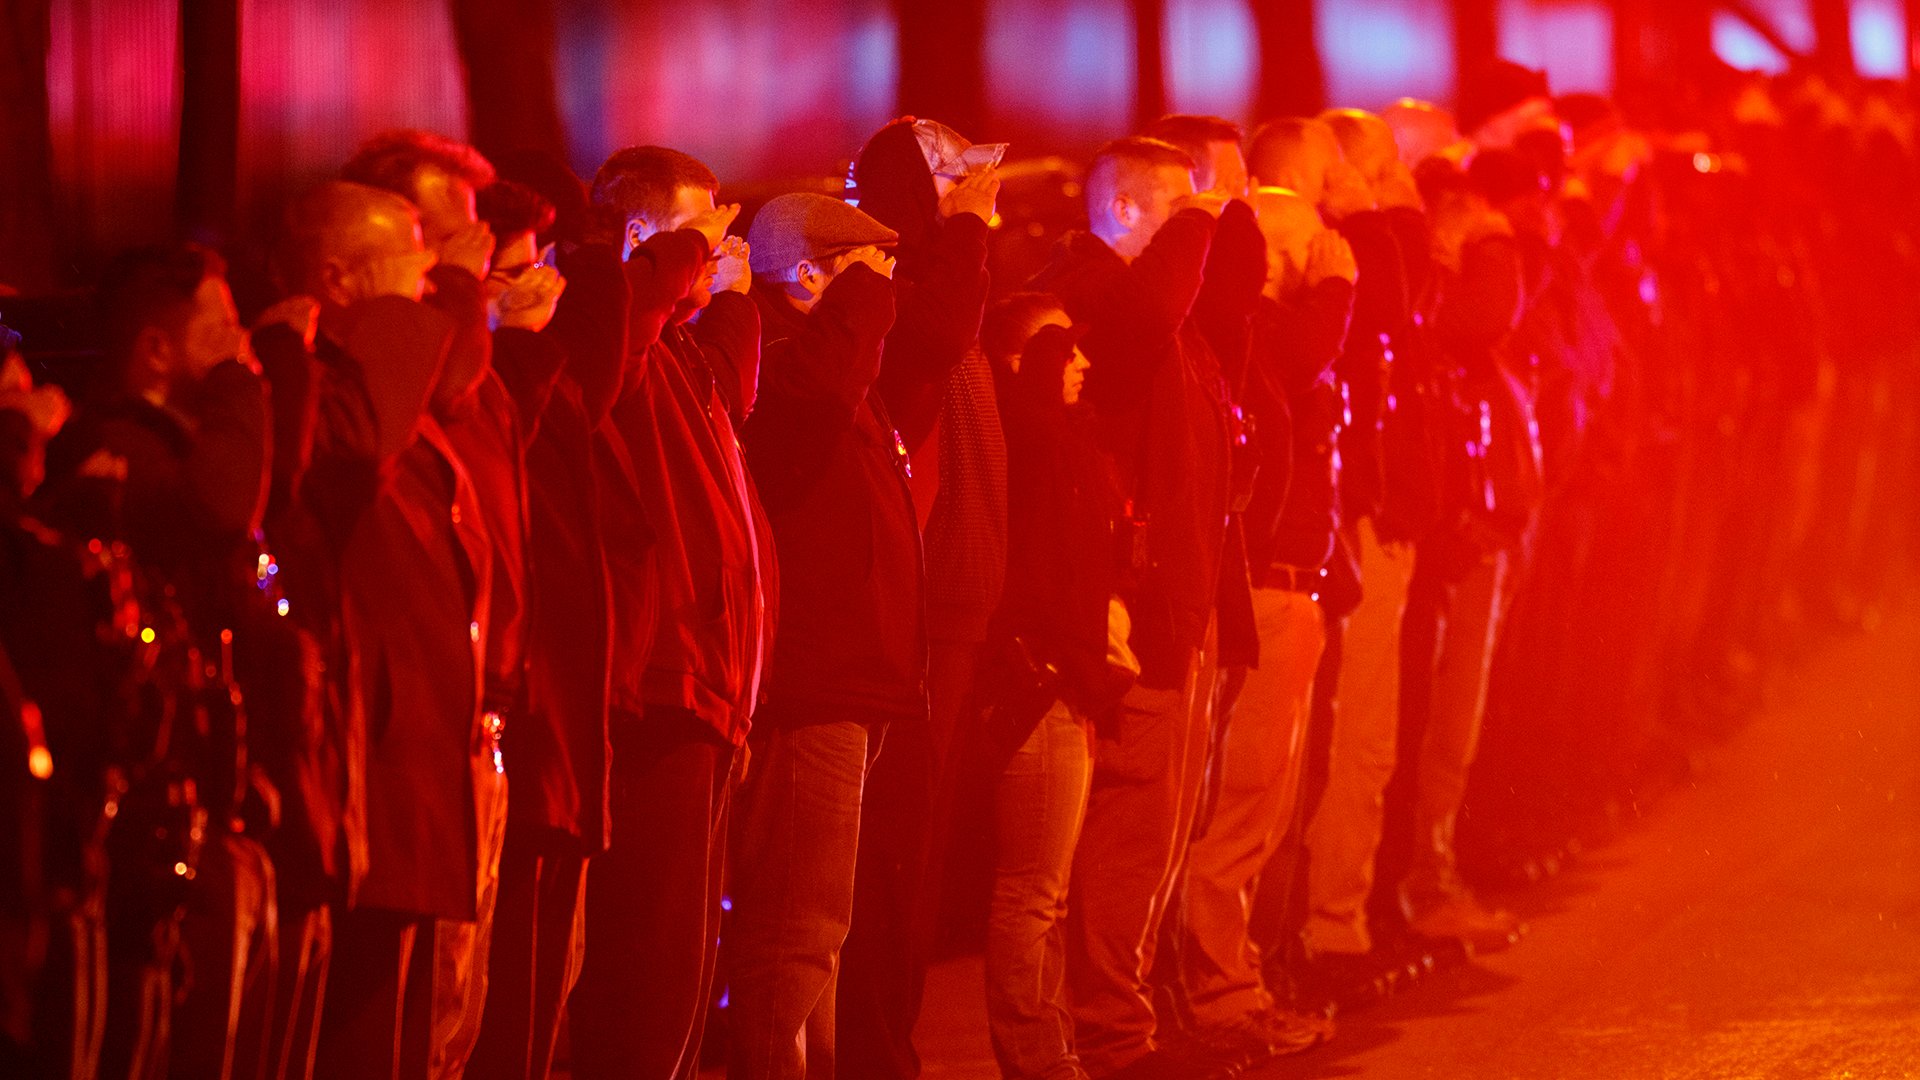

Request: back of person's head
left=982, top=291, right=1069, bottom=369
left=1249, top=186, right=1323, bottom=293
left=1145, top=114, right=1247, bottom=193
left=590, top=146, right=718, bottom=239
left=1248, top=118, right=1330, bottom=192
left=851, top=118, right=940, bottom=254
left=1320, top=109, right=1400, bottom=183
left=490, top=148, right=591, bottom=247
left=342, top=129, right=496, bottom=200
left=1085, top=136, right=1196, bottom=253
left=1457, top=60, right=1555, bottom=149
left=478, top=180, right=557, bottom=247
left=1381, top=98, right=1465, bottom=170
left=280, top=180, right=431, bottom=308
left=343, top=129, right=494, bottom=245
left=97, top=242, right=226, bottom=370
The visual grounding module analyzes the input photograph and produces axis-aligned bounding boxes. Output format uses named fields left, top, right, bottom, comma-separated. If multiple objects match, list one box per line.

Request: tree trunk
left=449, top=0, right=569, bottom=165
left=1133, top=0, right=1167, bottom=128
left=893, top=0, right=988, bottom=137
left=1452, top=0, right=1500, bottom=86
left=1253, top=0, right=1324, bottom=118
left=1810, top=0, right=1856, bottom=76
left=0, top=0, right=57, bottom=291
left=176, top=0, right=241, bottom=247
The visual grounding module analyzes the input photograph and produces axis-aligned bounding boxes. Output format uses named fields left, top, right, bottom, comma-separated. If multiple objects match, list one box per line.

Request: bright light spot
left=1498, top=0, right=1614, bottom=93
left=276, top=598, right=291, bottom=617
left=1852, top=0, right=1907, bottom=78
left=29, top=747, right=53, bottom=780
left=1713, top=13, right=1792, bottom=74
left=1317, top=0, right=1455, bottom=110
left=1166, top=0, right=1257, bottom=118
left=139, top=627, right=156, bottom=644
left=173, top=861, right=189, bottom=877
left=721, top=896, right=733, bottom=912
left=1748, top=0, right=1817, bottom=51
left=987, top=0, right=1136, bottom=138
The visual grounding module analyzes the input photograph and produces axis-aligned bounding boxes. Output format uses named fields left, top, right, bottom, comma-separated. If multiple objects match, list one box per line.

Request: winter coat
left=745, top=265, right=918, bottom=727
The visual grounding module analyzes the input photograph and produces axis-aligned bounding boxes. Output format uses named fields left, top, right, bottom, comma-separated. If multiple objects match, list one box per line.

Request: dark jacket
left=443, top=331, right=567, bottom=728
left=1332, top=209, right=1417, bottom=526
left=1243, top=280, right=1355, bottom=581
left=745, top=265, right=914, bottom=726
left=255, top=296, right=453, bottom=907
left=613, top=230, right=776, bottom=747
left=38, top=363, right=273, bottom=827
left=1027, top=209, right=1231, bottom=688
left=853, top=119, right=1003, bottom=648
left=990, top=325, right=1120, bottom=721
left=510, top=241, right=629, bottom=854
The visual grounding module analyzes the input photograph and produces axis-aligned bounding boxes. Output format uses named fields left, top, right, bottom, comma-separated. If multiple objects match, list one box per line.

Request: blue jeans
left=986, top=701, right=1094, bottom=1080
left=725, top=720, right=876, bottom=1080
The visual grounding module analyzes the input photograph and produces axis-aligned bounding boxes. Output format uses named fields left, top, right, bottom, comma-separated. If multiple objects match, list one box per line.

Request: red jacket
left=611, top=230, right=776, bottom=746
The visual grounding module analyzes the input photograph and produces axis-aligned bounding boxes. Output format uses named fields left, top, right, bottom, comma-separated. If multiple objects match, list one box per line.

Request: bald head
left=1086, top=137, right=1197, bottom=261
left=1382, top=98, right=1465, bottom=169
left=1321, top=109, right=1400, bottom=183
left=1249, top=117, right=1372, bottom=219
left=1251, top=186, right=1325, bottom=296
left=286, top=181, right=436, bottom=313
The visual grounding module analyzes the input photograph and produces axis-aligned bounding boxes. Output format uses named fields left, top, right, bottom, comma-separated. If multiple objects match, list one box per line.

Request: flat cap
left=748, top=192, right=899, bottom=276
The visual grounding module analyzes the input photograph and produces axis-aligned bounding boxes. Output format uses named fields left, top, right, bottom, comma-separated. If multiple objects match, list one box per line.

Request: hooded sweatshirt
left=852, top=119, right=1003, bottom=647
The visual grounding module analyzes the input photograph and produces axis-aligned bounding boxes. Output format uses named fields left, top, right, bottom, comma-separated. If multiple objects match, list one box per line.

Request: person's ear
left=623, top=218, right=648, bottom=259
left=132, top=325, right=174, bottom=382
left=1111, top=194, right=1140, bottom=232
left=796, top=258, right=827, bottom=298
left=319, top=259, right=356, bottom=310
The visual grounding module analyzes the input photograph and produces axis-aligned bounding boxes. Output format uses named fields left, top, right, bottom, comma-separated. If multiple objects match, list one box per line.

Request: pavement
left=911, top=609, right=1920, bottom=1080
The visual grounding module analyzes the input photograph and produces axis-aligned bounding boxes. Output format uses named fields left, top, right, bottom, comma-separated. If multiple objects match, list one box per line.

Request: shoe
left=1096, top=1048, right=1238, bottom=1080
left=1293, top=949, right=1396, bottom=1015
left=1227, top=1005, right=1334, bottom=1059
left=1406, top=893, right=1525, bottom=954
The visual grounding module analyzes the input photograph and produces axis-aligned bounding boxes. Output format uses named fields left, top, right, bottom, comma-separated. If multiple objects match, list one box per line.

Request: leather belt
left=1266, top=564, right=1327, bottom=596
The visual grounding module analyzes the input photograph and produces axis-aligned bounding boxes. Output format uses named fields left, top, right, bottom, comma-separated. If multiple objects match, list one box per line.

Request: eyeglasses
left=488, top=242, right=557, bottom=285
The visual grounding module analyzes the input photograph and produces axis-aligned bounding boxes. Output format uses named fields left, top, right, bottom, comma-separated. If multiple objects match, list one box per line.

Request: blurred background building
left=0, top=0, right=1914, bottom=290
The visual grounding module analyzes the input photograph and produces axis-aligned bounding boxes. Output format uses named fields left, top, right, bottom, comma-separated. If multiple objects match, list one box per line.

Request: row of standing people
left=6, top=56, right=1915, bottom=1080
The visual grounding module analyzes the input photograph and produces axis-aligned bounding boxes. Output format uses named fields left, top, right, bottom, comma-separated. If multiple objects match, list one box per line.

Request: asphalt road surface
left=914, top=609, right=1920, bottom=1080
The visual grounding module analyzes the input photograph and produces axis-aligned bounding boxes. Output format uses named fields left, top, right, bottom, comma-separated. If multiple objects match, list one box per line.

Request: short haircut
left=1145, top=114, right=1244, bottom=161
left=276, top=180, right=417, bottom=293
left=342, top=129, right=496, bottom=198
left=590, top=146, right=718, bottom=227
left=1247, top=118, right=1324, bottom=184
left=96, top=242, right=226, bottom=365
left=477, top=180, right=557, bottom=244
left=981, top=292, right=1068, bottom=367
left=1086, top=136, right=1196, bottom=218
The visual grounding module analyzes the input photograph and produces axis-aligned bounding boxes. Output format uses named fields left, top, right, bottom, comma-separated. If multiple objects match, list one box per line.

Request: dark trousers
left=170, top=833, right=278, bottom=1080
left=724, top=717, right=877, bottom=1080
left=468, top=826, right=586, bottom=1080
left=100, top=891, right=182, bottom=1080
left=266, top=902, right=330, bottom=1080
left=836, top=642, right=977, bottom=1080
left=570, top=710, right=733, bottom=1080
left=1, top=904, right=108, bottom=1079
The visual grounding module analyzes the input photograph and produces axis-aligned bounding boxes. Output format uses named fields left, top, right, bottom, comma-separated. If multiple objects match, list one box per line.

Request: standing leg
left=570, top=711, right=733, bottom=1080
left=1303, top=521, right=1414, bottom=959
left=725, top=719, right=873, bottom=1080
left=1065, top=652, right=1200, bottom=1078
left=984, top=701, right=1094, bottom=1080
